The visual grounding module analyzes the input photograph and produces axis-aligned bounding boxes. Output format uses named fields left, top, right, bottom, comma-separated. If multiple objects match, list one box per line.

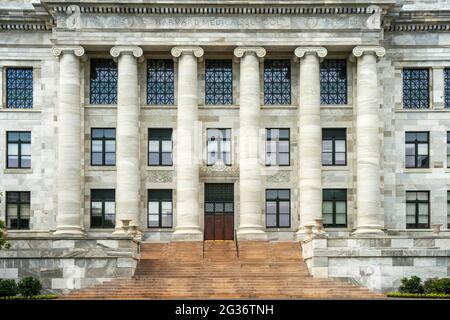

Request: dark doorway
left=204, top=183, right=234, bottom=240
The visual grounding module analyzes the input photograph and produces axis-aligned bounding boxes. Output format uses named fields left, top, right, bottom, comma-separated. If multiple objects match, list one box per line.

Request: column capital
left=352, top=46, right=386, bottom=59
left=294, top=47, right=327, bottom=59
left=110, top=46, right=144, bottom=62
left=171, top=46, right=204, bottom=60
left=52, top=46, right=85, bottom=58
left=233, top=47, right=266, bottom=59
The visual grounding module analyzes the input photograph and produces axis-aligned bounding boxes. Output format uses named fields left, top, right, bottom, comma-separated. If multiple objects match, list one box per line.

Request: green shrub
left=18, top=277, right=41, bottom=297
left=0, top=279, right=18, bottom=297
left=424, top=278, right=450, bottom=294
left=399, top=276, right=424, bottom=294
left=0, top=294, right=58, bottom=300
left=386, top=292, right=450, bottom=299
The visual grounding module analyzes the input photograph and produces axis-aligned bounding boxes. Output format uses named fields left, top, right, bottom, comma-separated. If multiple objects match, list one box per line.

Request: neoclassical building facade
left=1, top=0, right=450, bottom=293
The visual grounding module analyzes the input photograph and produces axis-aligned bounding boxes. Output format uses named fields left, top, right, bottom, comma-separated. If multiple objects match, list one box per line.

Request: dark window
left=265, top=189, right=290, bottom=228
left=6, top=191, right=30, bottom=230
left=264, top=60, right=291, bottom=105
left=6, top=68, right=33, bottom=109
left=265, top=129, right=290, bottom=166
left=90, top=59, right=117, bottom=104
left=403, top=69, right=429, bottom=109
left=406, top=191, right=429, bottom=229
left=322, top=128, right=346, bottom=166
left=320, top=59, right=347, bottom=105
left=91, top=189, right=115, bottom=228
left=322, top=189, right=347, bottom=228
left=7, top=131, right=31, bottom=168
left=207, top=129, right=231, bottom=166
left=91, top=128, right=116, bottom=166
left=148, top=189, right=173, bottom=228
left=147, top=59, right=174, bottom=105
left=148, top=129, right=173, bottom=166
left=448, top=191, right=450, bottom=229
left=448, top=132, right=450, bottom=168
left=205, top=60, right=233, bottom=105
left=205, top=183, right=234, bottom=214
left=445, top=69, right=450, bottom=109
left=405, top=132, right=429, bottom=168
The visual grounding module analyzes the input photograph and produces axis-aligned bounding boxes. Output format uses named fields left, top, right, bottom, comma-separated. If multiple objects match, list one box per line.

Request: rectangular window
left=322, top=128, right=346, bottom=166
left=406, top=191, right=429, bottom=229
left=447, top=132, right=450, bottom=168
left=91, top=128, right=116, bottom=166
left=320, top=59, right=347, bottom=105
left=322, top=189, right=347, bottom=228
left=266, top=189, right=290, bottom=228
left=448, top=191, right=450, bottom=229
left=148, top=189, right=173, bottom=228
left=147, top=59, right=174, bottom=105
left=6, top=68, right=33, bottom=109
left=265, top=128, right=290, bottom=166
left=6, top=191, right=30, bottom=230
left=148, top=128, right=173, bottom=166
left=90, top=59, right=118, bottom=104
left=405, top=132, right=429, bottom=168
left=403, top=69, right=429, bottom=109
left=205, top=60, right=233, bottom=105
left=445, top=69, right=450, bottom=109
left=7, top=131, right=31, bottom=169
left=207, top=129, right=231, bottom=166
left=91, top=189, right=115, bottom=228
left=264, top=60, right=291, bottom=105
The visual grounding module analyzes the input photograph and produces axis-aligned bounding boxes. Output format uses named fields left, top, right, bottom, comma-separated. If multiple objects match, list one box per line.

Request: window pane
left=406, top=192, right=417, bottom=201
left=92, top=140, right=103, bottom=152
left=105, top=140, right=115, bottom=153
left=417, top=156, right=429, bottom=168
left=8, top=144, right=18, bottom=155
left=148, top=214, right=159, bottom=227
left=335, top=201, right=346, bottom=214
left=335, top=213, right=346, bottom=225
left=266, top=214, right=277, bottom=227
left=279, top=153, right=289, bottom=166
left=162, top=140, right=172, bottom=152
left=92, top=153, right=103, bottom=165
left=266, top=201, right=277, bottom=214
left=278, top=190, right=290, bottom=200
left=7, top=204, right=18, bottom=218
left=418, top=203, right=429, bottom=216
left=21, top=156, right=31, bottom=168
left=417, top=192, right=429, bottom=201
left=149, top=140, right=159, bottom=152
left=322, top=153, right=333, bottom=165
left=279, top=201, right=290, bottom=214
left=104, top=201, right=115, bottom=214
left=335, top=140, right=345, bottom=153
left=418, top=143, right=428, bottom=155
left=323, top=213, right=333, bottom=225
left=225, top=203, right=233, bottom=212
left=335, top=153, right=346, bottom=165
left=161, top=214, right=172, bottom=227
left=105, top=153, right=115, bottom=165
left=279, top=214, right=290, bottom=227
left=91, top=202, right=102, bottom=216
left=21, top=143, right=31, bottom=156
left=322, top=140, right=332, bottom=153
left=162, top=153, right=172, bottom=165
left=278, top=141, right=289, bottom=153
left=279, top=129, right=289, bottom=140
left=405, top=155, right=415, bottom=168
left=161, top=201, right=172, bottom=214
left=322, top=201, right=333, bottom=214
left=148, top=201, right=159, bottom=214
left=149, top=153, right=159, bottom=165
left=405, top=143, right=415, bottom=156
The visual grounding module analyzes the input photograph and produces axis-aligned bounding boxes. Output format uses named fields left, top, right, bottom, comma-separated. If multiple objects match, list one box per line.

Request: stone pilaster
left=52, top=46, right=85, bottom=235
left=294, top=47, right=327, bottom=240
left=233, top=47, right=267, bottom=240
left=171, top=46, right=204, bottom=241
left=110, top=46, right=143, bottom=234
left=352, top=46, right=386, bottom=234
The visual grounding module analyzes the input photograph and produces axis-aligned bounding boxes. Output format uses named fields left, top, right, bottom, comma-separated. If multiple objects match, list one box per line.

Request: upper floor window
left=147, top=59, right=174, bottom=105
left=91, top=128, right=116, bottom=166
left=148, top=189, right=173, bottom=228
left=148, top=128, right=173, bottom=166
left=90, top=59, right=117, bottom=105
left=265, top=128, right=290, bottom=166
left=445, top=69, right=450, bottom=109
left=447, top=191, right=450, bottom=229
left=6, top=191, right=30, bottom=230
left=91, top=189, right=115, bottom=228
left=6, top=68, right=33, bottom=109
left=320, top=59, right=347, bottom=105
left=405, top=132, right=429, bottom=168
left=447, top=132, right=450, bottom=168
left=322, top=128, right=346, bottom=166
left=205, top=60, right=233, bottom=105
left=403, top=69, right=429, bottom=109
left=207, top=128, right=231, bottom=166
left=406, top=191, right=429, bottom=229
left=322, top=189, right=347, bottom=228
left=264, top=60, right=291, bottom=105
left=265, top=189, right=290, bottom=228
left=7, top=131, right=31, bottom=169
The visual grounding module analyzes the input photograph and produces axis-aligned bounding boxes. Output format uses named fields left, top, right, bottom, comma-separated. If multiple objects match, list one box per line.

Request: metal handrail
left=234, top=229, right=239, bottom=258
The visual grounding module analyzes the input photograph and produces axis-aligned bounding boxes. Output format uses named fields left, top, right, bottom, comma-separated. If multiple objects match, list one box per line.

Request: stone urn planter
left=121, top=219, right=132, bottom=234
left=304, top=225, right=313, bottom=240
left=313, top=218, right=325, bottom=235
left=431, top=224, right=443, bottom=234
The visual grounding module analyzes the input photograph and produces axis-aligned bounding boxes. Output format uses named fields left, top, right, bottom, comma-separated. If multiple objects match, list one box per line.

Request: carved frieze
left=147, top=170, right=173, bottom=183
left=266, top=171, right=291, bottom=183
left=199, top=163, right=239, bottom=178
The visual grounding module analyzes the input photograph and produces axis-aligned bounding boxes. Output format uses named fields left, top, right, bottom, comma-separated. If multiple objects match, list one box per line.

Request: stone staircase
left=62, top=241, right=385, bottom=299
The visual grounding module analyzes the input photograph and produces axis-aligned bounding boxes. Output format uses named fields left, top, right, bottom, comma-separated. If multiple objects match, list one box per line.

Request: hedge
left=387, top=292, right=450, bottom=299
left=0, top=294, right=58, bottom=300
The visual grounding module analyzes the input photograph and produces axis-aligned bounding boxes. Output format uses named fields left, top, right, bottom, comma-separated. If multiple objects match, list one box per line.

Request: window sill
left=142, top=105, right=177, bottom=109
left=146, top=166, right=175, bottom=171
left=265, top=228, right=295, bottom=232
left=395, top=108, right=449, bottom=113
left=403, top=168, right=433, bottom=173
left=322, top=166, right=349, bottom=171
left=4, top=168, right=33, bottom=174
left=261, top=105, right=297, bottom=109
left=87, top=166, right=116, bottom=171
left=146, top=228, right=174, bottom=232
left=263, top=166, right=293, bottom=172
left=320, top=104, right=352, bottom=109
left=84, top=104, right=117, bottom=109
left=0, top=108, right=41, bottom=113
left=200, top=105, right=239, bottom=109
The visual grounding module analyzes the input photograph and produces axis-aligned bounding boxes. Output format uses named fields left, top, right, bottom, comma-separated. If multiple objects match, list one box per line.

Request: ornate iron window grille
left=445, top=69, right=450, bottom=108
left=264, top=60, right=291, bottom=105
left=90, top=59, right=118, bottom=104
left=147, top=59, right=175, bottom=105
left=6, top=68, right=33, bottom=109
left=403, top=68, right=429, bottom=109
left=205, top=60, right=233, bottom=105
left=320, top=59, right=347, bottom=105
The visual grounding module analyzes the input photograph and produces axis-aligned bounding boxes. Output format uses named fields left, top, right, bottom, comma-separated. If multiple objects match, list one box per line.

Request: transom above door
left=204, top=183, right=234, bottom=240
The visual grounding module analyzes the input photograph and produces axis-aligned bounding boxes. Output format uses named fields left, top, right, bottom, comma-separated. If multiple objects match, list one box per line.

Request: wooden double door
left=204, top=183, right=234, bottom=240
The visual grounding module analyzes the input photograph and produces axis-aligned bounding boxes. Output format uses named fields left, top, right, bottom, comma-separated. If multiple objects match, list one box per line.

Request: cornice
left=385, top=23, right=450, bottom=32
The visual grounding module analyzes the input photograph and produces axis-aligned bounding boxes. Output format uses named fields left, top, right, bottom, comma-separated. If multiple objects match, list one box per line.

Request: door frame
left=203, top=182, right=235, bottom=240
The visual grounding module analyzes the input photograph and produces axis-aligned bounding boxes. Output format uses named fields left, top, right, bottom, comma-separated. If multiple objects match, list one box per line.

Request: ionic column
left=171, top=46, right=204, bottom=241
left=52, top=46, right=85, bottom=235
left=110, top=46, right=143, bottom=234
left=352, top=46, right=386, bottom=234
left=234, top=47, right=267, bottom=240
left=294, top=47, right=327, bottom=239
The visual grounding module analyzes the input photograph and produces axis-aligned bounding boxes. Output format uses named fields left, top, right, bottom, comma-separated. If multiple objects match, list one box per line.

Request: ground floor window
left=448, top=191, right=450, bottom=229
left=6, top=191, right=30, bottom=230
left=406, top=191, right=429, bottom=229
left=265, top=189, right=290, bottom=228
left=148, top=189, right=173, bottom=228
left=322, top=189, right=347, bottom=227
left=91, top=189, right=115, bottom=228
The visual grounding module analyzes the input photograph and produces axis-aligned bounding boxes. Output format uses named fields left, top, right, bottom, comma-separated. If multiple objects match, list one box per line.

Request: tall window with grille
left=448, top=191, right=450, bottom=229
left=265, top=128, right=290, bottom=166
left=148, top=128, right=173, bottom=166
left=90, top=59, right=118, bottom=104
left=6, top=191, right=30, bottom=230
left=263, top=60, right=291, bottom=105
left=445, top=69, right=450, bottom=109
left=405, top=132, right=429, bottom=168
left=148, top=189, right=173, bottom=228
left=207, top=128, right=231, bottom=166
left=320, top=59, right=347, bottom=105
left=265, top=189, right=290, bottom=228
left=205, top=60, right=233, bottom=105
left=91, top=189, right=115, bottom=228
left=322, top=128, right=346, bottom=166
left=91, top=128, right=116, bottom=166
left=147, top=59, right=174, bottom=105
left=403, top=68, right=429, bottom=109
left=406, top=191, right=430, bottom=229
left=322, top=189, right=347, bottom=228
left=448, top=132, right=450, bottom=168
left=6, top=67, right=33, bottom=109
left=7, top=131, right=31, bottom=169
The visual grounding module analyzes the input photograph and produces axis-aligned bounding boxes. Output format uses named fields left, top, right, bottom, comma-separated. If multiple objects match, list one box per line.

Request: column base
left=352, top=225, right=385, bottom=235
left=236, top=226, right=267, bottom=241
left=172, top=226, right=203, bottom=241
left=53, top=226, right=85, bottom=236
